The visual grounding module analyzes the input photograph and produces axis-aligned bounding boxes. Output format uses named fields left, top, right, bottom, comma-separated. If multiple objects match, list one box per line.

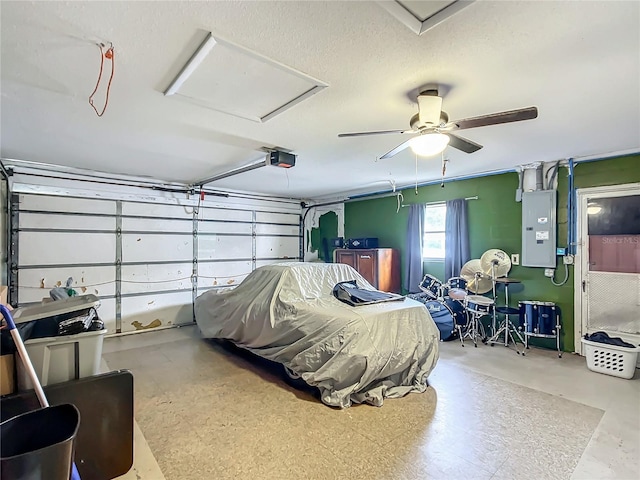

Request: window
left=423, top=204, right=446, bottom=259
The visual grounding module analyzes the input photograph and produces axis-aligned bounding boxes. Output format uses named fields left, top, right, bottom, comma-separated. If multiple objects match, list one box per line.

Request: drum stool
left=488, top=278, right=525, bottom=354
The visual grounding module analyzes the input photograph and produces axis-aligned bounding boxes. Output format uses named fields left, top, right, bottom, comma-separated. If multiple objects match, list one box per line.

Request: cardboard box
left=1, top=353, right=15, bottom=396
left=1, top=285, right=16, bottom=395
left=0, top=285, right=12, bottom=311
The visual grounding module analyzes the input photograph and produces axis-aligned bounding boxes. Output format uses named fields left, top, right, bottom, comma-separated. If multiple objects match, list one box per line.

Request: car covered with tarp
left=195, top=262, right=439, bottom=408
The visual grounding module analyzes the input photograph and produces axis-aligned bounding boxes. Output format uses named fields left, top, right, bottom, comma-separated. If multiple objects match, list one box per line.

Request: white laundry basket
left=581, top=338, right=640, bottom=379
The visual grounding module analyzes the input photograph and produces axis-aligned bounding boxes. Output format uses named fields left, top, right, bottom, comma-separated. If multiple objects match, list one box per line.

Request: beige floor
left=103, top=325, right=640, bottom=480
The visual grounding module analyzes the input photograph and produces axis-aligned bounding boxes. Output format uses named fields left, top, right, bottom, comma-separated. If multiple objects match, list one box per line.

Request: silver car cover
left=195, top=262, right=440, bottom=408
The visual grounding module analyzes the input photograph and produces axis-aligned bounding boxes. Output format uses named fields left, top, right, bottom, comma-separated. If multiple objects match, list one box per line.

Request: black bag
left=332, top=280, right=404, bottom=306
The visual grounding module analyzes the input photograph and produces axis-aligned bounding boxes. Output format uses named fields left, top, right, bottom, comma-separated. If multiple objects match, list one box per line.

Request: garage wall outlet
left=511, top=253, right=520, bottom=265
left=544, top=268, right=555, bottom=277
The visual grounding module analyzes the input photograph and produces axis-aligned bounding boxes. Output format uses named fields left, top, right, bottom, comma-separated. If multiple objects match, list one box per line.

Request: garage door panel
left=200, top=208, right=252, bottom=222
left=199, top=235, right=252, bottom=260
left=121, top=263, right=193, bottom=294
left=121, top=217, right=191, bottom=233
left=18, top=266, right=116, bottom=303
left=256, top=236, right=299, bottom=258
left=18, top=195, right=116, bottom=215
left=255, top=259, right=297, bottom=269
left=199, top=222, right=252, bottom=235
left=18, top=232, right=116, bottom=266
left=255, top=224, right=299, bottom=235
left=255, top=212, right=299, bottom=224
left=120, top=291, right=193, bottom=333
left=97, top=299, right=117, bottom=334
left=122, top=234, right=193, bottom=263
left=19, top=213, right=116, bottom=231
left=122, top=202, right=192, bottom=219
left=198, top=260, right=252, bottom=288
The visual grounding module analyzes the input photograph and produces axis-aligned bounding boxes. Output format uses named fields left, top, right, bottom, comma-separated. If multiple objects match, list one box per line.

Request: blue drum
left=519, top=301, right=558, bottom=336
left=419, top=274, right=444, bottom=299
left=444, top=277, right=468, bottom=301
left=423, top=299, right=467, bottom=341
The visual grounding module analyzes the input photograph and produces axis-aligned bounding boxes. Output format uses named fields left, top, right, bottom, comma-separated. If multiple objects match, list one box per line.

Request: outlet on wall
left=511, top=253, right=520, bottom=265
left=544, top=268, right=555, bottom=277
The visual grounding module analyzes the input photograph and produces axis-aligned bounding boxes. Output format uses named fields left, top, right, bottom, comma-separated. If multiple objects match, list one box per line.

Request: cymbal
left=480, top=249, right=511, bottom=278
left=493, top=277, right=521, bottom=284
left=460, top=259, right=493, bottom=294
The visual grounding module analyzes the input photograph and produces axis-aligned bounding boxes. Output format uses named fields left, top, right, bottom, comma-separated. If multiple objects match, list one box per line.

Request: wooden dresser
left=334, top=248, right=401, bottom=293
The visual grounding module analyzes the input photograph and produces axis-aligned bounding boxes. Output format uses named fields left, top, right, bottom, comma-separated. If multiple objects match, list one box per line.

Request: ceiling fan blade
left=380, top=138, right=413, bottom=159
left=447, top=133, right=483, bottom=154
left=451, top=106, right=538, bottom=131
left=338, top=129, right=414, bottom=138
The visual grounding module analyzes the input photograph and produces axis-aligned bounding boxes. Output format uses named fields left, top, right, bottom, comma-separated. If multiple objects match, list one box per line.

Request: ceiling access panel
left=165, top=33, right=328, bottom=122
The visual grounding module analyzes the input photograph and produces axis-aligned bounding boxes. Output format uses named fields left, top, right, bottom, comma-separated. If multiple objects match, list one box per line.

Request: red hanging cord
left=88, top=43, right=115, bottom=117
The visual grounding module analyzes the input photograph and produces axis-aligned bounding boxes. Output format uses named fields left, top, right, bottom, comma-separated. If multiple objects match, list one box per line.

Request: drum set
left=413, top=248, right=562, bottom=356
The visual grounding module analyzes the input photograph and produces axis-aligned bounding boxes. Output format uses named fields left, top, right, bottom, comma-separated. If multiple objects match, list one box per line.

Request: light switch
left=511, top=253, right=520, bottom=265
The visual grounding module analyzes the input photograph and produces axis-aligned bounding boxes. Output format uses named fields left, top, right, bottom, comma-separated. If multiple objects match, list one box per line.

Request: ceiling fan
left=338, top=89, right=538, bottom=159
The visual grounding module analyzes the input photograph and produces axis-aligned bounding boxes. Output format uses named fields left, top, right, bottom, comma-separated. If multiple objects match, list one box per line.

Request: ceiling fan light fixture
left=410, top=133, right=450, bottom=157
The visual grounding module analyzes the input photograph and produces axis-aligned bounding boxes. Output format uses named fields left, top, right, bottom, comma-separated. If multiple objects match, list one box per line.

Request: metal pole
left=115, top=201, right=122, bottom=333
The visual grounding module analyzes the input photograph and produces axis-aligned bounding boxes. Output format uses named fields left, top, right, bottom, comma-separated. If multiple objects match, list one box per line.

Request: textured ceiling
left=1, top=1, right=639, bottom=199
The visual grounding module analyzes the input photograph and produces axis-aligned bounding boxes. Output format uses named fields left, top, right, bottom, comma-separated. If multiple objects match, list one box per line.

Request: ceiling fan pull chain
left=441, top=151, right=447, bottom=188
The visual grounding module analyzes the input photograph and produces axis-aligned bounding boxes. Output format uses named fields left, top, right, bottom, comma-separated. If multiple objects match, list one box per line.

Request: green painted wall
left=310, top=211, right=339, bottom=262
left=344, top=154, right=640, bottom=352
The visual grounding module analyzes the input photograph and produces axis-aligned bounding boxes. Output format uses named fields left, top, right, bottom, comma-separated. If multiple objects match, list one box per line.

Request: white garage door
left=12, top=192, right=301, bottom=334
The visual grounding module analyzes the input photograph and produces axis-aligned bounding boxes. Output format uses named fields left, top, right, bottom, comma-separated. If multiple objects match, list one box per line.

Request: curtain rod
left=401, top=195, right=478, bottom=208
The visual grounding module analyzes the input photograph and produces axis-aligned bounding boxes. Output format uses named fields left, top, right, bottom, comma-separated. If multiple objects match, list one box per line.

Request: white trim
left=164, top=32, right=218, bottom=96
left=377, top=1, right=475, bottom=36
left=574, top=182, right=640, bottom=354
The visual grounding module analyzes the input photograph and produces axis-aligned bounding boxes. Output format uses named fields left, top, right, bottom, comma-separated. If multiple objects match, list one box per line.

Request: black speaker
left=346, top=238, right=378, bottom=249
left=330, top=237, right=345, bottom=248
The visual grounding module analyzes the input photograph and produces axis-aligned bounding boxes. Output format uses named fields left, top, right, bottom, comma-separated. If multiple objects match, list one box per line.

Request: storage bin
left=581, top=338, right=640, bottom=380
left=17, top=329, right=107, bottom=390
left=10, top=295, right=106, bottom=390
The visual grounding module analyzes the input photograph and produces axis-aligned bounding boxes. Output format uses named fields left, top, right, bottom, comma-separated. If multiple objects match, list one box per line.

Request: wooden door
left=336, top=250, right=357, bottom=270
left=356, top=250, right=377, bottom=287
left=376, top=249, right=400, bottom=293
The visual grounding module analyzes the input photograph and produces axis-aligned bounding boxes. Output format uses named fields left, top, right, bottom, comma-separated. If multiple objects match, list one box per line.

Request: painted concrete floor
left=103, top=325, right=640, bottom=480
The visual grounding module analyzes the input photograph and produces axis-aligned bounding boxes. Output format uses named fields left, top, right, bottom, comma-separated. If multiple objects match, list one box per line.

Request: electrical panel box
left=522, top=190, right=556, bottom=267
